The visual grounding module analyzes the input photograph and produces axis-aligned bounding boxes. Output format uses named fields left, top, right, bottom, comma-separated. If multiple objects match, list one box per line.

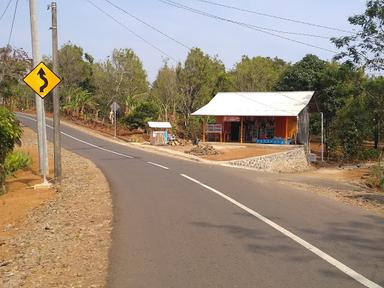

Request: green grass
left=4, top=151, right=32, bottom=177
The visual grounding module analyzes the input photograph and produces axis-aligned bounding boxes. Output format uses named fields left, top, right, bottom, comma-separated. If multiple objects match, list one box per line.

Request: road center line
left=146, top=161, right=169, bottom=170
left=18, top=114, right=134, bottom=159
left=180, top=173, right=382, bottom=288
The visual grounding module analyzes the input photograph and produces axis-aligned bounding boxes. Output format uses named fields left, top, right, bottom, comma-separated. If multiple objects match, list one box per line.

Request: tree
left=232, top=56, right=287, bottom=91
left=124, top=101, right=159, bottom=130
left=276, top=55, right=368, bottom=159
left=98, top=49, right=149, bottom=116
left=151, top=63, right=179, bottom=122
left=333, top=96, right=371, bottom=161
left=0, top=46, right=31, bottom=108
left=58, top=43, right=93, bottom=90
left=63, top=87, right=97, bottom=119
left=0, top=107, right=22, bottom=194
left=276, top=54, right=327, bottom=91
left=176, top=48, right=225, bottom=137
left=365, top=77, right=384, bottom=149
left=317, top=63, right=366, bottom=128
left=332, top=0, right=384, bottom=71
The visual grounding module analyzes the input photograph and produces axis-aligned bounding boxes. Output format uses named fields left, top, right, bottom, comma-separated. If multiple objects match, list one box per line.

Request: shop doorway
left=230, top=122, right=240, bottom=142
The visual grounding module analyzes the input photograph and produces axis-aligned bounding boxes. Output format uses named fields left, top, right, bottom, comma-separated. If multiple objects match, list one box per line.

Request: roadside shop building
left=192, top=91, right=315, bottom=145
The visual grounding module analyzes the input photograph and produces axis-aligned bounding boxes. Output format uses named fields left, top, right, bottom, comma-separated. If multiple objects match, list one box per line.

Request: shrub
left=123, top=102, right=159, bottom=130
left=4, top=151, right=32, bottom=176
left=358, top=148, right=381, bottom=161
left=381, top=176, right=384, bottom=191
left=366, top=164, right=384, bottom=191
left=0, top=107, right=22, bottom=194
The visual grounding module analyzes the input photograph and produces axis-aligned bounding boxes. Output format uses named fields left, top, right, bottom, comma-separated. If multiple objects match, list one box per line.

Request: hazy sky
left=1, top=0, right=366, bottom=81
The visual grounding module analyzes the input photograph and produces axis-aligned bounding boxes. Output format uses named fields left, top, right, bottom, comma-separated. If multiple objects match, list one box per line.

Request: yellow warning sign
left=23, top=62, right=61, bottom=98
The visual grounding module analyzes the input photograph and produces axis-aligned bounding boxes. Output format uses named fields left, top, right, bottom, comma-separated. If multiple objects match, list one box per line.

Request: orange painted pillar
left=285, top=116, right=288, bottom=143
left=202, top=118, right=206, bottom=142
left=240, top=117, right=244, bottom=143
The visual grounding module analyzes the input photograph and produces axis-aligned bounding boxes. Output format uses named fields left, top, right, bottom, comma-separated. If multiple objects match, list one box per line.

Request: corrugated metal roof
left=148, top=121, right=172, bottom=128
left=192, top=91, right=314, bottom=117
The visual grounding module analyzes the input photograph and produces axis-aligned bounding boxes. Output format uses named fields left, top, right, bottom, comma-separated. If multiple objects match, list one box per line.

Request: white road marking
left=18, top=114, right=134, bottom=159
left=180, top=173, right=382, bottom=288
left=60, top=131, right=134, bottom=159
left=146, top=161, right=169, bottom=170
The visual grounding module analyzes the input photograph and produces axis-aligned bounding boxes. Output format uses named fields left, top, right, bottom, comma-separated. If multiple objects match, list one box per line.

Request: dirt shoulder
left=278, top=165, right=384, bottom=215
left=0, top=127, right=112, bottom=288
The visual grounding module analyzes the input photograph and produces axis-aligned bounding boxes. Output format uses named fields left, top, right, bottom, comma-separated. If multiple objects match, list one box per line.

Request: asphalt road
left=18, top=114, right=384, bottom=288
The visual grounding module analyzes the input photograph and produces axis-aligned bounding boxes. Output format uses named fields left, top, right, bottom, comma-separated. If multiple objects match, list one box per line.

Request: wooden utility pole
left=51, top=1, right=61, bottom=183
left=29, top=0, right=49, bottom=183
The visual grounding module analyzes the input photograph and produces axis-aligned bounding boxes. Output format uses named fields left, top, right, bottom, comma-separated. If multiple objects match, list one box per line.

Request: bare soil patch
left=0, top=147, right=55, bottom=238
left=161, top=142, right=291, bottom=161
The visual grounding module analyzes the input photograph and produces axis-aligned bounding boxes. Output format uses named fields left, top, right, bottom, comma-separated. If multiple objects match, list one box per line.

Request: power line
left=7, top=0, right=18, bottom=46
left=159, top=0, right=338, bottom=54
left=85, top=0, right=178, bottom=63
left=0, top=0, right=13, bottom=22
left=193, top=0, right=353, bottom=34
left=103, top=0, right=191, bottom=50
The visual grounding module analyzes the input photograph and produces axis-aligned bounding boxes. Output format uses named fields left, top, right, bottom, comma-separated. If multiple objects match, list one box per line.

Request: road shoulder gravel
left=0, top=127, right=112, bottom=288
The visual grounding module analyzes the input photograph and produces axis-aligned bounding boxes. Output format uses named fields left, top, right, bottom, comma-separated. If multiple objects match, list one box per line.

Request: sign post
left=23, top=62, right=61, bottom=186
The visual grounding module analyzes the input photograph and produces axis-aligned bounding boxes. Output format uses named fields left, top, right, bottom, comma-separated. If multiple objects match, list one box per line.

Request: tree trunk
left=0, top=163, right=6, bottom=195
left=374, top=118, right=380, bottom=149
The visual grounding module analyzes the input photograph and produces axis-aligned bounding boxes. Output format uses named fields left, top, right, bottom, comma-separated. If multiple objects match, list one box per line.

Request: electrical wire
left=0, top=0, right=13, bottom=22
left=104, top=0, right=331, bottom=40
left=159, top=0, right=338, bottom=54
left=85, top=0, right=178, bottom=63
left=193, top=0, right=353, bottom=34
left=103, top=0, right=191, bottom=50
left=7, top=0, right=18, bottom=47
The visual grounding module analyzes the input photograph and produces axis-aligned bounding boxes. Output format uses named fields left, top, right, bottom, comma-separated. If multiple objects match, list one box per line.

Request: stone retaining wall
left=226, top=146, right=309, bottom=173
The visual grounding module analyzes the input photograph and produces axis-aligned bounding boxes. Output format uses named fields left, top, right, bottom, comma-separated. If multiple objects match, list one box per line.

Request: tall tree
left=232, top=56, right=287, bottom=91
left=332, top=0, right=384, bottom=71
left=107, top=48, right=148, bottom=116
left=58, top=43, right=93, bottom=90
left=151, top=63, right=179, bottom=122
left=176, top=48, right=225, bottom=136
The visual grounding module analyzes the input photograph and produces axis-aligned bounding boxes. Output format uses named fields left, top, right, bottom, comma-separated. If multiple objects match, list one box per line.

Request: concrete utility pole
left=29, top=0, right=49, bottom=183
left=50, top=1, right=61, bottom=183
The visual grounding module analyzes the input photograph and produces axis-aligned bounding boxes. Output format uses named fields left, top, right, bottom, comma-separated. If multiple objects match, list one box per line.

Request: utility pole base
left=34, top=182, right=53, bottom=190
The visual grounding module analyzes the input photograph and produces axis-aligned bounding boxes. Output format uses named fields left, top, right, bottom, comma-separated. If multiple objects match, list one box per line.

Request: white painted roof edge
left=147, top=121, right=172, bottom=128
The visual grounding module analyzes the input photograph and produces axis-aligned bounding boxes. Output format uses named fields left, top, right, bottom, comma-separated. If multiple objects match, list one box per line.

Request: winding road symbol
left=37, top=68, right=49, bottom=93
left=22, top=62, right=61, bottom=98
